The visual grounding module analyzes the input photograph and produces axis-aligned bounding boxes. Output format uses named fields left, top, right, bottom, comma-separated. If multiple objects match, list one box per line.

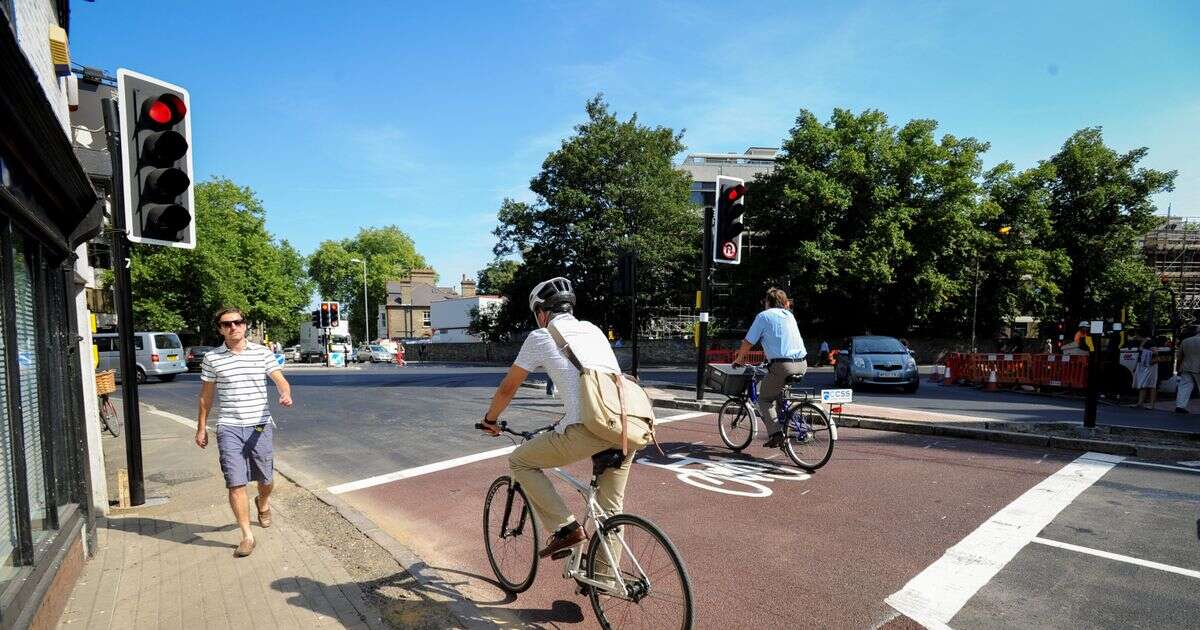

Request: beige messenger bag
left=547, top=322, right=656, bottom=454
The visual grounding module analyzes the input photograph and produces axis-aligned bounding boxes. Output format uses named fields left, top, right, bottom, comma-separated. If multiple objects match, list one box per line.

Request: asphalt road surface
left=130, top=364, right=1200, bottom=628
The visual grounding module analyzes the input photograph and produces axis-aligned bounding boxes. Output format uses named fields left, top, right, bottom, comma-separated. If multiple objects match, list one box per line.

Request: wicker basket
left=95, top=370, right=117, bottom=396
left=704, top=363, right=750, bottom=396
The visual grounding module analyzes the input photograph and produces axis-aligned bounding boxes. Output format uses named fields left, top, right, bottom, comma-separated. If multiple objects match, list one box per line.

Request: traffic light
left=329, top=302, right=340, bottom=326
left=311, top=309, right=320, bottom=327
left=612, top=252, right=635, bottom=296
left=713, top=176, right=746, bottom=264
left=116, top=69, right=195, bottom=248
left=319, top=302, right=331, bottom=328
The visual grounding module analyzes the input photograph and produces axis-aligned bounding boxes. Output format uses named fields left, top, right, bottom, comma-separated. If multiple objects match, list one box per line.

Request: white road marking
left=1178, top=460, right=1200, bottom=468
left=885, top=452, right=1122, bottom=629
left=327, top=410, right=709, bottom=495
left=1031, top=537, right=1200, bottom=579
left=1120, top=460, right=1200, bottom=474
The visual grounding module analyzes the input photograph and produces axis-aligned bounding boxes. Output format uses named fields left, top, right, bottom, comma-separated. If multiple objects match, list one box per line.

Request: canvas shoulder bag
left=547, top=321, right=657, bottom=454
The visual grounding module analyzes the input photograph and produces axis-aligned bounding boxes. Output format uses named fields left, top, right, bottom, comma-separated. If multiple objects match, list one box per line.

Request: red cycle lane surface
left=337, top=415, right=1074, bottom=629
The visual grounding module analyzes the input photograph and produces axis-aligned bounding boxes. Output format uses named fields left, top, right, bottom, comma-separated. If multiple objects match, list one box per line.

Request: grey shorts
left=216, top=423, right=274, bottom=488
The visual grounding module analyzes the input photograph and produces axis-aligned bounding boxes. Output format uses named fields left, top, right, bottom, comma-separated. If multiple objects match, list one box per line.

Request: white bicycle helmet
left=529, top=277, right=575, bottom=314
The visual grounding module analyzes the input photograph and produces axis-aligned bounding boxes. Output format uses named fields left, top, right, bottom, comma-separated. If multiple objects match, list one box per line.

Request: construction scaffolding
left=1142, top=217, right=1200, bottom=325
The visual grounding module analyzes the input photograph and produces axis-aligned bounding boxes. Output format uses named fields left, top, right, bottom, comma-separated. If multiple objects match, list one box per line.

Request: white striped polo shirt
left=200, top=341, right=282, bottom=426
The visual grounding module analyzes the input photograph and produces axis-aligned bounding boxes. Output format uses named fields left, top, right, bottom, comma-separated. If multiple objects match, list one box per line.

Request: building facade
left=677, top=147, right=779, bottom=205
left=431, top=294, right=504, bottom=343
left=1142, top=216, right=1200, bottom=326
left=382, top=269, right=460, bottom=340
left=1, top=1, right=104, bottom=627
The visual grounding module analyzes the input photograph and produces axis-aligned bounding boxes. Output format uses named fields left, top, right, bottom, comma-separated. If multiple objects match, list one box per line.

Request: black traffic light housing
left=330, top=302, right=340, bottom=326
left=319, top=302, right=331, bottom=328
left=311, top=309, right=320, bottom=327
left=713, top=176, right=746, bottom=264
left=116, top=69, right=195, bottom=248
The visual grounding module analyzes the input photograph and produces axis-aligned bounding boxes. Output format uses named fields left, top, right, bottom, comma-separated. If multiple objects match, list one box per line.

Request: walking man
left=196, top=307, right=293, bottom=556
left=1174, top=327, right=1200, bottom=414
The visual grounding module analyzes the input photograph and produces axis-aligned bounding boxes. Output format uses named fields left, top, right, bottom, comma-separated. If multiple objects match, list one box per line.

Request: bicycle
left=708, top=363, right=836, bottom=471
left=98, top=393, right=121, bottom=437
left=476, top=420, right=694, bottom=629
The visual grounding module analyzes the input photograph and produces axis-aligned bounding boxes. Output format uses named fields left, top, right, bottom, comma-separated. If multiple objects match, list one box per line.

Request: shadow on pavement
left=102, top=516, right=240, bottom=550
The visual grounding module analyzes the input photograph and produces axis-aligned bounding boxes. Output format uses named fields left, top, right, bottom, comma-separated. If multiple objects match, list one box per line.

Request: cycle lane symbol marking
left=636, top=452, right=811, bottom=497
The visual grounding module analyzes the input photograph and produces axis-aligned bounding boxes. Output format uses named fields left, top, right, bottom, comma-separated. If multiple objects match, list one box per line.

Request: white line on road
left=1119, top=460, right=1200, bottom=475
left=327, top=410, right=710, bottom=495
left=1030, top=536, right=1200, bottom=579
left=885, top=451, right=1122, bottom=629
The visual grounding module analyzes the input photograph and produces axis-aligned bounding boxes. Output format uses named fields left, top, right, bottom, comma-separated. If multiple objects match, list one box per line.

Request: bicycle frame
left=743, top=368, right=797, bottom=426
left=547, top=466, right=646, bottom=596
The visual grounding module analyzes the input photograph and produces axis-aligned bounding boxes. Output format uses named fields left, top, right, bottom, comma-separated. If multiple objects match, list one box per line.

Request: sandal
left=256, top=497, right=272, bottom=528
left=234, top=538, right=256, bottom=557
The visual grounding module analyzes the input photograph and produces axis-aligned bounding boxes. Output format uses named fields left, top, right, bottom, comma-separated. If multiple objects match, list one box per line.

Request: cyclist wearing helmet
left=733, top=287, right=808, bottom=448
left=479, top=277, right=626, bottom=559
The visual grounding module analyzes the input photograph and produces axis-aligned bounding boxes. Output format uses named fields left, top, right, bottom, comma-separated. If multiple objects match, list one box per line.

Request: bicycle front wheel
left=782, top=401, right=834, bottom=471
left=483, top=476, right=539, bottom=593
left=586, top=514, right=693, bottom=629
left=100, top=396, right=121, bottom=437
left=717, top=398, right=755, bottom=451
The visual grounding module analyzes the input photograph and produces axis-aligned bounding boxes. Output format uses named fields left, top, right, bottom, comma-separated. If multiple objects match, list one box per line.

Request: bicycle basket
left=95, top=370, right=117, bottom=396
left=705, top=363, right=750, bottom=396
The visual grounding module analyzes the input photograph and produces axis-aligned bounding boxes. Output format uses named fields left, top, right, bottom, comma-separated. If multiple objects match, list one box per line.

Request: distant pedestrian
left=1134, top=338, right=1158, bottom=410
left=1174, top=328, right=1200, bottom=414
left=1043, top=338, right=1054, bottom=354
left=196, top=307, right=293, bottom=557
left=396, top=345, right=407, bottom=366
left=819, top=340, right=830, bottom=366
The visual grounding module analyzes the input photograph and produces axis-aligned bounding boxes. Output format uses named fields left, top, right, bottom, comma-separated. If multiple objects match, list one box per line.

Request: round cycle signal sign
left=721, top=241, right=737, bottom=259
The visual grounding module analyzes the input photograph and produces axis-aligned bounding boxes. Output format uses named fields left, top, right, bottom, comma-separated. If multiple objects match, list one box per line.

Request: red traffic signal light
left=142, top=93, right=186, bottom=127
left=725, top=184, right=746, bottom=202
left=713, top=176, right=746, bottom=265
left=330, top=302, right=340, bottom=326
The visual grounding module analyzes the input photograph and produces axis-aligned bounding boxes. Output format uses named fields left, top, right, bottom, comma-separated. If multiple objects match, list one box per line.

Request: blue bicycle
left=707, top=363, right=836, bottom=471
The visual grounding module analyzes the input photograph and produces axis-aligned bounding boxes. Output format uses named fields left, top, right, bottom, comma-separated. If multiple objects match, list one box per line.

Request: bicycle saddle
left=591, top=449, right=625, bottom=476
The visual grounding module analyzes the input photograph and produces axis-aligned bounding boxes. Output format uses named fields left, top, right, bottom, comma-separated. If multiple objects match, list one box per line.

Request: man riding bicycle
left=479, top=277, right=628, bottom=559
left=732, top=287, right=808, bottom=447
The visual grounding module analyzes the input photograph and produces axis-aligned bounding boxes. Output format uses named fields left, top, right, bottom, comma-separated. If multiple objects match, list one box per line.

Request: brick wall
left=14, top=0, right=70, bottom=133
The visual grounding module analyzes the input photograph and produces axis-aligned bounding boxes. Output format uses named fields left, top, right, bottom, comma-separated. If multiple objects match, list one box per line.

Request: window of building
left=422, top=310, right=431, bottom=327
left=0, top=242, right=15, bottom=591
left=12, top=237, right=53, bottom=549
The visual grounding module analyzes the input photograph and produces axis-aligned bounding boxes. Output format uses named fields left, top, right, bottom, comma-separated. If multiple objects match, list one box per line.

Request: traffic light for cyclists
left=116, top=69, right=195, bottom=248
left=713, top=176, right=746, bottom=265
left=329, top=302, right=340, bottom=326
left=319, top=302, right=331, bottom=328
left=311, top=309, right=320, bottom=327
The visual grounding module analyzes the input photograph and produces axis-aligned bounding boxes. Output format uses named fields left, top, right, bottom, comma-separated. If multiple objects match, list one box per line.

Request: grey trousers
left=758, top=360, right=808, bottom=433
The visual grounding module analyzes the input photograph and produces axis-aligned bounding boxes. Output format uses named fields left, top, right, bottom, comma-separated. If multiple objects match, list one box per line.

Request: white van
left=94, top=332, right=188, bottom=383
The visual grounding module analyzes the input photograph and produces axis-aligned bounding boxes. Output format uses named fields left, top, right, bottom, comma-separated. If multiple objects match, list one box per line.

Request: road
left=126, top=364, right=1200, bottom=628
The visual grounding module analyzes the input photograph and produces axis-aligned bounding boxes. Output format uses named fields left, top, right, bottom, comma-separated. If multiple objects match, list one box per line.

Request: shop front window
left=12, top=238, right=52, bottom=548
left=0, top=246, right=16, bottom=590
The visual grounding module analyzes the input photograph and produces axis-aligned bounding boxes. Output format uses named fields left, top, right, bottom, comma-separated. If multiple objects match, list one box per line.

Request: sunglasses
left=219, top=319, right=246, bottom=329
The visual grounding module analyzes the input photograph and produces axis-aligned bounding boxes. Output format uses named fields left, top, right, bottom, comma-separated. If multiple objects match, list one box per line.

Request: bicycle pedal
left=550, top=549, right=573, bottom=560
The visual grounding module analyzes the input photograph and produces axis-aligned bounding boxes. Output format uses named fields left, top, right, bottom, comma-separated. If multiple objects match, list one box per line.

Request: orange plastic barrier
left=705, top=349, right=765, bottom=364
left=952, top=352, right=1088, bottom=390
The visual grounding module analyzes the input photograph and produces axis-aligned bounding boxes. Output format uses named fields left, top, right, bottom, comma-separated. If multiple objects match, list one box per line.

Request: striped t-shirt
left=200, top=342, right=282, bottom=426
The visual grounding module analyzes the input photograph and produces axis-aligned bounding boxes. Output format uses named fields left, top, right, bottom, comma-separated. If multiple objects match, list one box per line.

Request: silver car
left=834, top=335, right=919, bottom=393
left=95, top=332, right=188, bottom=383
left=365, top=344, right=394, bottom=363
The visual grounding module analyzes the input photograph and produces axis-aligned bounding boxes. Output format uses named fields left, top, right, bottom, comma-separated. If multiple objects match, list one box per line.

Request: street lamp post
left=350, top=258, right=369, bottom=343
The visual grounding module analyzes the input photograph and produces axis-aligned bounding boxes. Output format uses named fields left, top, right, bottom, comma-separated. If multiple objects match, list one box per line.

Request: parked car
left=354, top=344, right=371, bottom=363
left=185, top=345, right=213, bottom=372
left=95, top=332, right=188, bottom=383
left=365, top=344, right=394, bottom=363
left=834, top=335, right=919, bottom=393
left=282, top=345, right=302, bottom=362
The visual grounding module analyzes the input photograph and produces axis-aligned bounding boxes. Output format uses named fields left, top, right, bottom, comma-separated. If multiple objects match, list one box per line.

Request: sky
left=70, top=0, right=1200, bottom=288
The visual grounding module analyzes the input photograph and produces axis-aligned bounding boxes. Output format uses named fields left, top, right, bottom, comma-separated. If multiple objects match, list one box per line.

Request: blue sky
left=71, top=1, right=1200, bottom=287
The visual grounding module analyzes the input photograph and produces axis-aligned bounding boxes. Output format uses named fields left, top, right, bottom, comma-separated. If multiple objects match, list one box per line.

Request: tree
left=744, top=109, right=990, bottom=336
left=1041, top=128, right=1176, bottom=325
left=468, top=303, right=506, bottom=343
left=491, top=95, right=698, bottom=336
left=125, top=177, right=314, bottom=345
left=307, top=226, right=428, bottom=342
left=476, top=259, right=519, bottom=296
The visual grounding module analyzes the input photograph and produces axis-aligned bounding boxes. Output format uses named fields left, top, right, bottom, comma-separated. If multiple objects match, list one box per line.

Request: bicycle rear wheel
left=717, top=398, right=755, bottom=451
left=586, top=513, right=693, bottom=630
left=483, top=476, right=539, bottom=593
left=781, top=401, right=833, bottom=471
left=100, top=396, right=121, bottom=437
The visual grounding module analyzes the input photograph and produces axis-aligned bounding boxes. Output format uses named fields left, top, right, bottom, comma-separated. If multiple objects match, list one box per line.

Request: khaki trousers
left=757, top=360, right=808, bottom=430
left=509, top=423, right=635, bottom=533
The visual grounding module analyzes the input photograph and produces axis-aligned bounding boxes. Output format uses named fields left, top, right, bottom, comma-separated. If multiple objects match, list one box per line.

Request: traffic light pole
left=102, top=98, right=146, bottom=506
left=630, top=252, right=639, bottom=379
left=695, top=205, right=714, bottom=400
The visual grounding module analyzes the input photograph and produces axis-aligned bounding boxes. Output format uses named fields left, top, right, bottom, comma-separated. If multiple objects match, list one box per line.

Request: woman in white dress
left=1134, top=338, right=1158, bottom=409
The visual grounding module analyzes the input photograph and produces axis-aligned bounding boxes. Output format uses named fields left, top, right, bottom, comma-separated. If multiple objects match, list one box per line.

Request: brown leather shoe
left=234, top=538, right=256, bottom=557
left=256, top=497, right=271, bottom=528
left=538, top=526, right=586, bottom=559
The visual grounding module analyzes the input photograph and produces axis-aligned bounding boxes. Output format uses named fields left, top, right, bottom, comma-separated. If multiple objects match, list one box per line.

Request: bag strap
left=547, top=321, right=584, bottom=374
left=612, top=372, right=629, bottom=455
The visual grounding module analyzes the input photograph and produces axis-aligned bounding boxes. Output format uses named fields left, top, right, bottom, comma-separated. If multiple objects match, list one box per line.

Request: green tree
left=467, top=303, right=506, bottom=343
left=126, top=177, right=314, bottom=345
left=491, top=95, right=698, bottom=336
left=476, top=259, right=519, bottom=296
left=744, top=109, right=990, bottom=336
left=1041, top=128, right=1176, bottom=325
left=307, top=226, right=428, bottom=342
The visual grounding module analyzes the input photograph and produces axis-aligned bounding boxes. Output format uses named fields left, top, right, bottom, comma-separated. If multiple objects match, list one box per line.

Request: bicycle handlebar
left=474, top=420, right=555, bottom=441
